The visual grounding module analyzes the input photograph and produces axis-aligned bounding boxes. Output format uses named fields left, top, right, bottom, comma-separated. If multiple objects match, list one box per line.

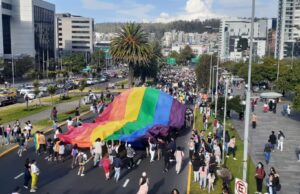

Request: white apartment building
left=275, top=0, right=300, bottom=59
left=0, top=0, right=55, bottom=59
left=55, top=13, right=94, bottom=57
left=219, top=18, right=268, bottom=61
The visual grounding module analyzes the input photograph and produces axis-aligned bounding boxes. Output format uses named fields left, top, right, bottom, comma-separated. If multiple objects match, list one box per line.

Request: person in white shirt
left=92, top=138, right=105, bottom=167
left=66, top=117, right=73, bottom=130
left=30, top=160, right=40, bottom=192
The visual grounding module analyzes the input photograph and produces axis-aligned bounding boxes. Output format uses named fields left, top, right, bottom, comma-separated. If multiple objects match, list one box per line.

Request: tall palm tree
left=110, top=23, right=151, bottom=88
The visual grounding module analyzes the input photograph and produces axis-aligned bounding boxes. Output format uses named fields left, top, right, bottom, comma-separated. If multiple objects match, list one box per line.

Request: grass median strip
left=189, top=108, right=262, bottom=194
left=0, top=94, right=81, bottom=124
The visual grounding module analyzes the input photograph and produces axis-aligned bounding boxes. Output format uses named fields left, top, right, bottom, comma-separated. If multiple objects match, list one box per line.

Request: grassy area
left=0, top=94, right=82, bottom=124
left=33, top=105, right=90, bottom=131
left=190, top=108, right=263, bottom=194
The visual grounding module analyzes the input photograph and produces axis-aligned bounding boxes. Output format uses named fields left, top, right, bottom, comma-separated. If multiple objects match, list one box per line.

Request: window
left=2, top=2, right=12, bottom=10
left=72, top=20, right=90, bottom=24
left=72, top=31, right=89, bottom=34
left=72, top=26, right=89, bottom=28
left=72, top=46, right=90, bottom=49
left=72, top=41, right=90, bottom=44
left=72, top=36, right=90, bottom=39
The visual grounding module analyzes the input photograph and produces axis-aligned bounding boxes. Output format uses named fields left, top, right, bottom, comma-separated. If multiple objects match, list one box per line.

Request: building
left=0, top=0, right=55, bottom=60
left=275, top=0, right=300, bottom=59
left=219, top=18, right=268, bottom=61
left=55, top=13, right=94, bottom=57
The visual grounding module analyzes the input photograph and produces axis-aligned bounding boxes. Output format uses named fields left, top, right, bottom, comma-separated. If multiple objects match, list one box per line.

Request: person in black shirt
left=269, top=131, right=277, bottom=151
left=23, top=159, right=31, bottom=189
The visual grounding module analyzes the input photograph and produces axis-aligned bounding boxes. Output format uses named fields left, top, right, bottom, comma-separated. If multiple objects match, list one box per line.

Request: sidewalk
left=231, top=102, right=300, bottom=194
left=0, top=100, right=81, bottom=155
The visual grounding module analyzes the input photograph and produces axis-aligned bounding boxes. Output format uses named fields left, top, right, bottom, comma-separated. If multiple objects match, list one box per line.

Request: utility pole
left=209, top=54, right=212, bottom=95
left=215, top=55, right=220, bottom=118
left=11, top=49, right=15, bottom=87
left=243, top=0, right=255, bottom=182
left=47, top=47, right=49, bottom=82
left=222, top=78, right=229, bottom=164
left=276, top=57, right=280, bottom=82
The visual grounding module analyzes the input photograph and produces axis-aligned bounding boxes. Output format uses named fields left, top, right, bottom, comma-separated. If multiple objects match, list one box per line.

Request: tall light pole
left=243, top=0, right=255, bottom=182
left=215, top=55, right=220, bottom=118
left=11, top=49, right=15, bottom=87
left=209, top=54, right=213, bottom=95
left=222, top=77, right=229, bottom=164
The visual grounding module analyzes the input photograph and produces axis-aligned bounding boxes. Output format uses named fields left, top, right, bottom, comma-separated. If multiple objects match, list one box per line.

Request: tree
left=91, top=50, right=106, bottom=73
left=134, top=41, right=162, bottom=83
left=110, top=23, right=151, bottom=88
left=33, top=80, right=41, bottom=106
left=63, top=52, right=85, bottom=74
left=47, top=85, right=57, bottom=106
left=179, top=45, right=194, bottom=65
left=78, top=79, right=86, bottom=107
left=195, top=54, right=217, bottom=91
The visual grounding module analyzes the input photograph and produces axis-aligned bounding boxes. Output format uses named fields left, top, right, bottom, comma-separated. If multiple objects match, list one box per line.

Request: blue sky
left=48, top=0, right=277, bottom=23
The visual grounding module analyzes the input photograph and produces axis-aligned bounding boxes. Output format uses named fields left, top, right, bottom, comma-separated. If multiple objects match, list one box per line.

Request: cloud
left=156, top=0, right=219, bottom=23
left=81, top=0, right=155, bottom=21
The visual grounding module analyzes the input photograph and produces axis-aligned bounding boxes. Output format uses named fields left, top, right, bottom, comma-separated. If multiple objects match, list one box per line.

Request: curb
left=0, top=110, right=91, bottom=158
left=186, top=105, right=197, bottom=194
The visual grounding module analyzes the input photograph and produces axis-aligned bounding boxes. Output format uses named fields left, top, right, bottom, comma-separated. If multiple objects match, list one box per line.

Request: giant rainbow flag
left=58, top=87, right=186, bottom=148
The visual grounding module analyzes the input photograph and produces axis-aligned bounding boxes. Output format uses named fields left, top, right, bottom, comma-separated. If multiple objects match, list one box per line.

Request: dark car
left=0, top=96, right=17, bottom=106
left=64, top=82, right=77, bottom=90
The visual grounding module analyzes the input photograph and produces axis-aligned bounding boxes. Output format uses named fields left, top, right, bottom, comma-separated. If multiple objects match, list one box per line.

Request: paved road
left=0, top=112, right=191, bottom=194
left=231, top=94, right=300, bottom=193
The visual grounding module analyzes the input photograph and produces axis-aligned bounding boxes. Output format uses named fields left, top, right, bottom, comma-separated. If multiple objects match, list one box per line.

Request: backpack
left=264, top=143, right=271, bottom=152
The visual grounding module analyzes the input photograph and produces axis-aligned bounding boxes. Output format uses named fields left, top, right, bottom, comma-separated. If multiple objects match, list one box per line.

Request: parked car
left=19, top=85, right=34, bottom=95
left=24, top=91, right=44, bottom=100
left=0, top=96, right=17, bottom=106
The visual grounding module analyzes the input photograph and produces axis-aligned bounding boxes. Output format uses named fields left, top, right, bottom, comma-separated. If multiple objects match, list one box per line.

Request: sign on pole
left=167, top=57, right=176, bottom=65
left=235, top=178, right=247, bottom=194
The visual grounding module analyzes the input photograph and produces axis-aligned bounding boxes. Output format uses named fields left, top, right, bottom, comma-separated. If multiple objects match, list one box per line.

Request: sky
left=47, top=0, right=277, bottom=23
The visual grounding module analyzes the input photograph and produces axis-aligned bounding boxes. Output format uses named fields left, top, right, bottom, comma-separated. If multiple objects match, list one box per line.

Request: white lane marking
left=123, top=179, right=130, bottom=188
left=137, top=159, right=142, bottom=165
left=14, top=172, right=24, bottom=180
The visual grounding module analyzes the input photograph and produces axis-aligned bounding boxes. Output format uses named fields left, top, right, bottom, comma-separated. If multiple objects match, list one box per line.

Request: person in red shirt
left=100, top=153, right=111, bottom=180
left=255, top=162, right=266, bottom=194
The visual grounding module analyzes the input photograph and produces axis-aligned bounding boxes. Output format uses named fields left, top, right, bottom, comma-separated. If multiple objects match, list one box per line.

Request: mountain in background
left=95, top=19, right=220, bottom=39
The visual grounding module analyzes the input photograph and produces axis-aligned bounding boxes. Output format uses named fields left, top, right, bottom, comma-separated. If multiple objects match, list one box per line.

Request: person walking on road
left=188, top=137, right=195, bottom=163
left=264, top=140, right=272, bottom=165
left=126, top=142, right=135, bottom=169
left=269, top=131, right=277, bottom=152
left=163, top=149, right=172, bottom=173
left=255, top=162, right=265, bottom=194
left=76, top=152, right=88, bottom=176
left=30, top=160, right=40, bottom=192
left=137, top=172, right=149, bottom=194
left=23, top=159, right=31, bottom=190
left=17, top=133, right=25, bottom=157
left=277, top=131, right=285, bottom=152
left=100, top=153, right=111, bottom=180
left=148, top=137, right=156, bottom=163
left=113, top=154, right=122, bottom=182
left=92, top=138, right=105, bottom=167
left=71, top=144, right=78, bottom=168
left=252, top=114, right=257, bottom=129
left=51, top=107, right=58, bottom=122
left=174, top=146, right=184, bottom=174
left=199, top=164, right=208, bottom=189
left=0, top=124, right=4, bottom=146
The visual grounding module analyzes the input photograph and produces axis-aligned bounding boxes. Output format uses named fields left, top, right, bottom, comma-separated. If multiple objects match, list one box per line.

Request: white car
left=24, top=91, right=44, bottom=100
left=19, top=86, right=34, bottom=95
left=39, top=86, right=48, bottom=92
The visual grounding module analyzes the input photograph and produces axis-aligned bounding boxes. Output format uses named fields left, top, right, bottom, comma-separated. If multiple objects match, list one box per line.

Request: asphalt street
left=0, top=112, right=191, bottom=194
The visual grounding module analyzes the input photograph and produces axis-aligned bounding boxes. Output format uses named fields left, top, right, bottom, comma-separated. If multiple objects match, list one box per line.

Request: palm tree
left=110, top=23, right=151, bottom=88
left=47, top=85, right=57, bottom=106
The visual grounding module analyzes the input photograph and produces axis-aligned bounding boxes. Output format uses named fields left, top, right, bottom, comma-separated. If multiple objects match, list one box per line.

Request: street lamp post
left=215, top=55, right=220, bottom=118
left=11, top=50, right=15, bottom=87
left=222, top=78, right=229, bottom=164
left=243, top=0, right=255, bottom=182
left=209, top=54, right=213, bottom=95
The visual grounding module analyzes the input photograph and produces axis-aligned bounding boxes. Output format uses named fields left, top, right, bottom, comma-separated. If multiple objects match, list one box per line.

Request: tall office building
left=275, top=0, right=300, bottom=59
left=0, top=0, right=55, bottom=60
left=219, top=18, right=268, bottom=61
left=55, top=13, right=94, bottom=57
